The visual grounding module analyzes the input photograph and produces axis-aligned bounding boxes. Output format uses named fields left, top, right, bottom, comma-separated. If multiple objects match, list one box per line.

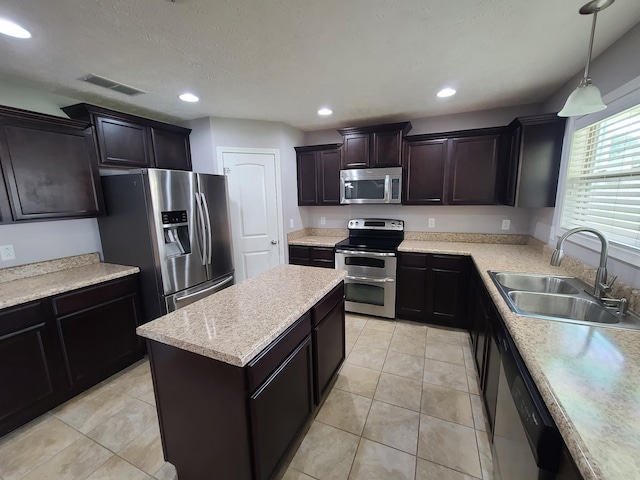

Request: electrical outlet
left=428, top=218, right=435, bottom=228
left=320, top=216, right=326, bottom=226
left=289, top=219, right=294, bottom=229
left=501, top=219, right=511, bottom=231
left=0, top=244, right=16, bottom=261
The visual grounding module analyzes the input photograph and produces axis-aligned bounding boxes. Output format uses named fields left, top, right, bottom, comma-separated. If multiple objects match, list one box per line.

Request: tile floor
left=0, top=313, right=493, bottom=480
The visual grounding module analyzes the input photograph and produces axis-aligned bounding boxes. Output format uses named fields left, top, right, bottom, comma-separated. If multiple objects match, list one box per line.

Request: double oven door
left=335, top=249, right=397, bottom=318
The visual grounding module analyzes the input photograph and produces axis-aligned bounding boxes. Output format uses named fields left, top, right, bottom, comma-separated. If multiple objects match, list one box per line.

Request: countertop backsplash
left=0, top=252, right=100, bottom=283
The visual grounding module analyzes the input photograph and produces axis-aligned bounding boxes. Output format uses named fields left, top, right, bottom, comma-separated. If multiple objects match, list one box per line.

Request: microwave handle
left=340, top=176, right=346, bottom=204
left=384, top=175, right=390, bottom=203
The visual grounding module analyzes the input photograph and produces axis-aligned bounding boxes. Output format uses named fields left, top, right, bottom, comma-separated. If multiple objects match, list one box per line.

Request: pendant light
left=558, top=0, right=615, bottom=117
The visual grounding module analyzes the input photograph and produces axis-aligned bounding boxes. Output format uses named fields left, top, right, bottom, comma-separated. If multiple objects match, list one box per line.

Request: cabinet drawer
left=53, top=275, right=138, bottom=317
left=247, top=313, right=312, bottom=392
left=431, top=255, right=468, bottom=271
left=312, top=283, right=344, bottom=327
left=0, top=301, right=48, bottom=337
left=289, top=245, right=310, bottom=260
left=311, top=247, right=334, bottom=261
left=399, top=253, right=428, bottom=268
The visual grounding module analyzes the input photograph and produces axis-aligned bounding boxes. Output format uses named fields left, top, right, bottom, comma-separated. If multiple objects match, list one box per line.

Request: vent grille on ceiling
left=81, top=74, right=145, bottom=96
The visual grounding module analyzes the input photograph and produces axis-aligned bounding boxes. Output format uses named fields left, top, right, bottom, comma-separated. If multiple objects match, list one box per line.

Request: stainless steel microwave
left=340, top=167, right=402, bottom=204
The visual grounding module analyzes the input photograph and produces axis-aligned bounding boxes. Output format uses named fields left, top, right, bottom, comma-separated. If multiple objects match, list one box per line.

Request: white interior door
left=219, top=148, right=282, bottom=282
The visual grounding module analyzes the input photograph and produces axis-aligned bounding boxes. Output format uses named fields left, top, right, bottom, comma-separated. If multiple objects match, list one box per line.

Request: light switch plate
left=501, top=219, right=511, bottom=231
left=428, top=218, right=435, bottom=228
left=320, top=216, right=326, bottom=226
left=0, top=244, right=16, bottom=261
left=289, top=219, right=294, bottom=229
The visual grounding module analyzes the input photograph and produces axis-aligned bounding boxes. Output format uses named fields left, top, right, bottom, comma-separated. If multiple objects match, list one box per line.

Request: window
left=561, top=103, right=640, bottom=250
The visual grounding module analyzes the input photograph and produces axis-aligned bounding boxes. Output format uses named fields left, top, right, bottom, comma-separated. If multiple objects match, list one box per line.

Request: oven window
left=344, top=257, right=386, bottom=268
left=345, top=283, right=385, bottom=306
left=344, top=179, right=385, bottom=200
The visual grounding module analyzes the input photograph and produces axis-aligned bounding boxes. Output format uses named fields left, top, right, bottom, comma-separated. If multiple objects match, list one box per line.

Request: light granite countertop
left=288, top=235, right=347, bottom=247
left=400, top=240, right=640, bottom=480
left=0, top=262, right=140, bottom=309
left=137, top=264, right=346, bottom=367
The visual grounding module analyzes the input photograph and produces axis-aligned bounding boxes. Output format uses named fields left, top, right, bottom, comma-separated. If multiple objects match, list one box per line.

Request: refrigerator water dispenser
left=161, top=210, right=191, bottom=257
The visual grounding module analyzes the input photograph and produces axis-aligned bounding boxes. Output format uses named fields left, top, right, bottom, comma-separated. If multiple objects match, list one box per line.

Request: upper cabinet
left=403, top=129, right=505, bottom=206
left=0, top=106, right=104, bottom=222
left=62, top=103, right=192, bottom=171
left=338, top=122, right=412, bottom=169
left=500, top=114, right=566, bottom=208
left=295, top=144, right=342, bottom=206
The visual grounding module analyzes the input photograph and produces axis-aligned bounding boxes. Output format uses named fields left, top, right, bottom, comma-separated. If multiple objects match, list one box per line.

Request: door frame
left=216, top=146, right=285, bottom=268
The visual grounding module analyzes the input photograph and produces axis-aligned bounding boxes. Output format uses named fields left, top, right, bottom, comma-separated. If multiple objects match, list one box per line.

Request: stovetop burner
left=335, top=218, right=404, bottom=253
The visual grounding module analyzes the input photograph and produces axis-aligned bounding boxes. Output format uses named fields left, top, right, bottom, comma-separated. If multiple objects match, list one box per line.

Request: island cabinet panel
left=53, top=276, right=143, bottom=392
left=402, top=139, right=447, bottom=205
left=448, top=134, right=500, bottom=205
left=0, top=301, right=67, bottom=437
left=250, top=337, right=313, bottom=480
left=0, top=107, right=103, bottom=221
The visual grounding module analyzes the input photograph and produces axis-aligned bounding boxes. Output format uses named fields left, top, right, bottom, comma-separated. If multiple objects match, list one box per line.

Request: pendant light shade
left=558, top=0, right=615, bottom=118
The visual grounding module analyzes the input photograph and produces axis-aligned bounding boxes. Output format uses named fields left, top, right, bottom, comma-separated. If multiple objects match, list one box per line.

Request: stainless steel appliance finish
left=335, top=219, right=404, bottom=319
left=98, top=169, right=234, bottom=323
left=340, top=167, right=402, bottom=204
left=493, top=331, right=561, bottom=480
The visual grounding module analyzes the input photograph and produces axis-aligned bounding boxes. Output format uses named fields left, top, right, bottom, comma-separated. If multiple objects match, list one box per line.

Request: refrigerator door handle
left=194, top=192, right=207, bottom=266
left=174, top=275, right=234, bottom=303
left=200, top=192, right=213, bottom=264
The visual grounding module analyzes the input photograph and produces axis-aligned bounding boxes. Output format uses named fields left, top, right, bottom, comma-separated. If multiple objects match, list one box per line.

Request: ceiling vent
left=81, top=74, right=145, bottom=96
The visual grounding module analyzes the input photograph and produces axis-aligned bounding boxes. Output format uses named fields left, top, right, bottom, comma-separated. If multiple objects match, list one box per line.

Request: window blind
left=561, top=103, right=640, bottom=249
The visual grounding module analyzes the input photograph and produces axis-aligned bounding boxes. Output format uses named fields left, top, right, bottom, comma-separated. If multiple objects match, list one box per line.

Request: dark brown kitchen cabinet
left=52, top=275, right=143, bottom=393
left=62, top=103, right=192, bottom=171
left=295, top=144, right=342, bottom=206
left=0, top=167, right=11, bottom=224
left=250, top=337, right=314, bottom=480
left=147, top=283, right=344, bottom=480
left=482, top=304, right=502, bottom=433
left=426, top=255, right=469, bottom=328
left=402, top=139, right=447, bottom=205
left=501, top=114, right=566, bottom=207
left=0, top=105, right=104, bottom=222
left=396, top=253, right=429, bottom=320
left=288, top=245, right=335, bottom=268
left=0, top=301, right=67, bottom=437
left=338, top=122, right=412, bottom=169
left=396, top=253, right=469, bottom=327
left=0, top=274, right=142, bottom=437
left=448, top=134, right=501, bottom=205
left=312, top=283, right=345, bottom=404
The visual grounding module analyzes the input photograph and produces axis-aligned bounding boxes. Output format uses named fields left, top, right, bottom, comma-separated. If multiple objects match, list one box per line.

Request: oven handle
left=336, top=249, right=396, bottom=257
left=346, top=275, right=395, bottom=283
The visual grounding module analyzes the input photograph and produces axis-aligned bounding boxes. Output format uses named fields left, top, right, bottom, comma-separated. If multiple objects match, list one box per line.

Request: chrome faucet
left=550, top=227, right=613, bottom=299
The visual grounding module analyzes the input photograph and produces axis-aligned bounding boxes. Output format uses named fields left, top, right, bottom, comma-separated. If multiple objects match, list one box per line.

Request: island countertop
left=137, top=264, right=346, bottom=367
left=399, top=240, right=640, bottom=480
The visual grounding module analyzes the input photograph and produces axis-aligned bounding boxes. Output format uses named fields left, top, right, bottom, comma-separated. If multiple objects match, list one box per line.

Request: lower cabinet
left=148, top=282, right=345, bottom=480
left=0, top=301, right=66, bottom=436
left=0, top=275, right=142, bottom=437
left=250, top=337, right=314, bottom=480
left=289, top=245, right=335, bottom=268
left=396, top=252, right=469, bottom=327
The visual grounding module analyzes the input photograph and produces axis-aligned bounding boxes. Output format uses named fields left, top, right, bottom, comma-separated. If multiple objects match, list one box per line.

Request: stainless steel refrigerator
left=98, top=169, right=234, bottom=324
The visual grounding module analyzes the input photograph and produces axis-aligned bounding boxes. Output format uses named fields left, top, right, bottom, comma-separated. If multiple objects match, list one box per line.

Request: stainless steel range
left=335, top=219, right=404, bottom=319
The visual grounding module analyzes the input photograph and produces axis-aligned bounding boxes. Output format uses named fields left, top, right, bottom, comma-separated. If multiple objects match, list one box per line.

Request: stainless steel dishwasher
left=493, top=332, right=563, bottom=480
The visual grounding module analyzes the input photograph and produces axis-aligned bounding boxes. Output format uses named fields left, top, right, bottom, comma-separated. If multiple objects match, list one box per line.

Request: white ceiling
left=0, top=0, right=639, bottom=130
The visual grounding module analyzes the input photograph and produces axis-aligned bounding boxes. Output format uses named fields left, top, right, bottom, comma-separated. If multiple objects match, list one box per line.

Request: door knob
left=271, top=240, right=278, bottom=245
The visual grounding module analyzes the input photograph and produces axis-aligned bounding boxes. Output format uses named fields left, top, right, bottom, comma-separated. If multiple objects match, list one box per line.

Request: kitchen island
left=137, top=264, right=346, bottom=480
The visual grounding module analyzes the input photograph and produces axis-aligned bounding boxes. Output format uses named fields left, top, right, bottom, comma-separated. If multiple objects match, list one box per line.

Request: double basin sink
left=489, top=272, right=640, bottom=330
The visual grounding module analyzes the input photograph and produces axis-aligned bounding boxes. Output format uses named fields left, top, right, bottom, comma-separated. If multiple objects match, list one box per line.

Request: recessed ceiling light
left=179, top=93, right=199, bottom=102
left=317, top=108, right=333, bottom=116
left=437, top=88, right=457, bottom=98
left=0, top=19, right=31, bottom=39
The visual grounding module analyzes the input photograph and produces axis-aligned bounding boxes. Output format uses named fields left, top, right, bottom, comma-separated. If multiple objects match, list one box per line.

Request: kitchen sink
left=493, top=272, right=580, bottom=295
left=488, top=271, right=640, bottom=330
left=507, top=291, right=619, bottom=324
